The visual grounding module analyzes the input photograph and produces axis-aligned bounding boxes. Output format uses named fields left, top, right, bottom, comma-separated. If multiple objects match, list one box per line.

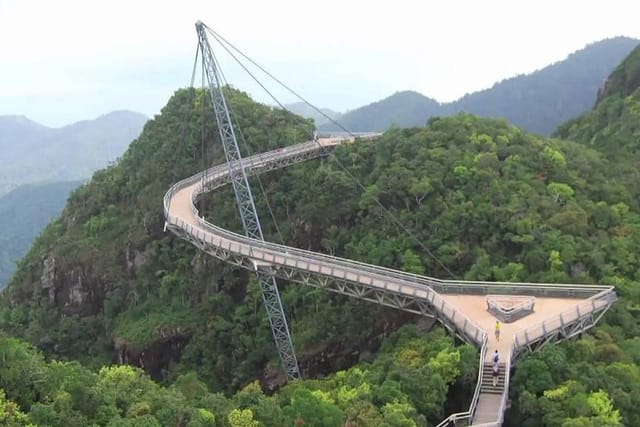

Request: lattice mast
left=195, top=21, right=300, bottom=379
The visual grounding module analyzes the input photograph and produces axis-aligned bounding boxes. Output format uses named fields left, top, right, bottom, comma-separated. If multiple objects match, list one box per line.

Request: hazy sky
left=1, top=0, right=639, bottom=127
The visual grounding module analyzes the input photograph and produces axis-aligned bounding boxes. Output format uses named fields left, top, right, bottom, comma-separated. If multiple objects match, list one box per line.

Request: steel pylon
left=195, top=21, right=300, bottom=380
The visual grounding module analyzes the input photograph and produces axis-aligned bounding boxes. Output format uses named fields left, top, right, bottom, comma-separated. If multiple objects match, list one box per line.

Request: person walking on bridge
left=495, top=320, right=501, bottom=342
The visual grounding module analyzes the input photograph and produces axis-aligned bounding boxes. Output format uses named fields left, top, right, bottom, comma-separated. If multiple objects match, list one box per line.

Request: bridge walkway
left=441, top=295, right=582, bottom=425
left=164, top=137, right=617, bottom=427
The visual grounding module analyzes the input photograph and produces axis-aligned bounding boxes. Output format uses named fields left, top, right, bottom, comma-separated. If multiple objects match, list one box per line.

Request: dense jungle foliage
left=2, top=45, right=640, bottom=426
left=0, top=326, right=475, bottom=426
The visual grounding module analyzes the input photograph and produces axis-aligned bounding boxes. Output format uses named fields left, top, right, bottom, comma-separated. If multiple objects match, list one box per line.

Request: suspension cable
left=204, top=26, right=456, bottom=279
left=212, top=53, right=286, bottom=245
left=203, top=24, right=352, bottom=136
left=169, top=42, right=201, bottom=214
left=200, top=50, right=207, bottom=215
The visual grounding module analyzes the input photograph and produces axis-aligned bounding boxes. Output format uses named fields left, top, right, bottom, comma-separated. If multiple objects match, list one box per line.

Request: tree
left=401, top=250, right=424, bottom=275
left=282, top=388, right=344, bottom=427
left=228, top=409, right=260, bottom=427
left=0, top=390, right=33, bottom=427
left=547, top=182, right=575, bottom=203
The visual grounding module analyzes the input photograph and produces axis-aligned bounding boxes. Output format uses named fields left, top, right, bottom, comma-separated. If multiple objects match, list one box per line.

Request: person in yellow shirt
left=495, top=320, right=501, bottom=342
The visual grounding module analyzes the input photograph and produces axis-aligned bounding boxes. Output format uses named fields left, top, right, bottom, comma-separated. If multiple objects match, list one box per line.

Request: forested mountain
left=320, top=37, right=639, bottom=135
left=448, top=36, right=639, bottom=135
left=2, top=55, right=640, bottom=425
left=317, top=90, right=441, bottom=131
left=284, top=101, right=341, bottom=126
left=0, top=181, right=82, bottom=289
left=0, top=111, right=147, bottom=197
left=555, top=44, right=640, bottom=209
left=556, top=44, right=640, bottom=156
left=500, top=42, right=640, bottom=427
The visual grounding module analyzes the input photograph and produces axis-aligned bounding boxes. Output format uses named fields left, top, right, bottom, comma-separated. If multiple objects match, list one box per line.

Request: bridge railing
left=435, top=332, right=488, bottom=427
left=162, top=146, right=490, bottom=344
left=164, top=140, right=614, bottom=347
left=167, top=212, right=487, bottom=344
left=513, top=290, right=617, bottom=350
left=175, top=146, right=612, bottom=299
left=168, top=139, right=611, bottom=299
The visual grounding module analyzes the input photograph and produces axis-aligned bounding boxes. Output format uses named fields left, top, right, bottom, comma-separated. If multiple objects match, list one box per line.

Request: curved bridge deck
left=164, top=137, right=616, bottom=426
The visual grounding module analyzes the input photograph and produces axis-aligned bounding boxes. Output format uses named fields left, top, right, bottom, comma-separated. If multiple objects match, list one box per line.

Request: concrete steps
left=471, top=362, right=507, bottom=425
left=480, top=362, right=505, bottom=395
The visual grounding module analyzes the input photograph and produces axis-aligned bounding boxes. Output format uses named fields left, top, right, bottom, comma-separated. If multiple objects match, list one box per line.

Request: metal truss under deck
left=168, top=221, right=480, bottom=344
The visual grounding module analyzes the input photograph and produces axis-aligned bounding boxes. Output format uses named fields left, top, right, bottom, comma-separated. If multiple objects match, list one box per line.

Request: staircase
left=471, top=362, right=506, bottom=425
left=481, top=362, right=505, bottom=394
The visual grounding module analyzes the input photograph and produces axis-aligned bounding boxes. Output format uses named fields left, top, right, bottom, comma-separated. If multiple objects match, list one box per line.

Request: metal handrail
left=165, top=143, right=612, bottom=299
left=495, top=347, right=512, bottom=426
left=166, top=140, right=612, bottom=297
left=471, top=349, right=512, bottom=427
left=435, top=332, right=488, bottom=427
left=513, top=289, right=616, bottom=350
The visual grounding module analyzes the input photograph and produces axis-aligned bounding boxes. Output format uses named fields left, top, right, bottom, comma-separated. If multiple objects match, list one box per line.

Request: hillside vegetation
left=3, top=43, right=640, bottom=425
left=556, top=45, right=640, bottom=158
left=0, top=325, right=474, bottom=426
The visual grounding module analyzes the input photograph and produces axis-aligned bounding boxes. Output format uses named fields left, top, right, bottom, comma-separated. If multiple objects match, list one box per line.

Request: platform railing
left=487, top=295, right=535, bottom=323
left=513, top=290, right=616, bottom=350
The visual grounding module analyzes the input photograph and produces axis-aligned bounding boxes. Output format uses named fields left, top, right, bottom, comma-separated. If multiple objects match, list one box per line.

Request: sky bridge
left=164, top=136, right=616, bottom=427
left=163, top=21, right=618, bottom=426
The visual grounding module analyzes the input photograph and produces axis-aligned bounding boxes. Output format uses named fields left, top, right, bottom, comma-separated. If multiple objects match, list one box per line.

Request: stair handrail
left=471, top=348, right=512, bottom=427
left=435, top=331, right=488, bottom=427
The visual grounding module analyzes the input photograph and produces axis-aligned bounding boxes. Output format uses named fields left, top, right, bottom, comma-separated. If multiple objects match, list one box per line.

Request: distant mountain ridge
left=318, top=37, right=639, bottom=135
left=332, top=90, right=441, bottom=131
left=0, top=110, right=147, bottom=197
left=0, top=180, right=82, bottom=288
left=284, top=102, right=341, bottom=126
